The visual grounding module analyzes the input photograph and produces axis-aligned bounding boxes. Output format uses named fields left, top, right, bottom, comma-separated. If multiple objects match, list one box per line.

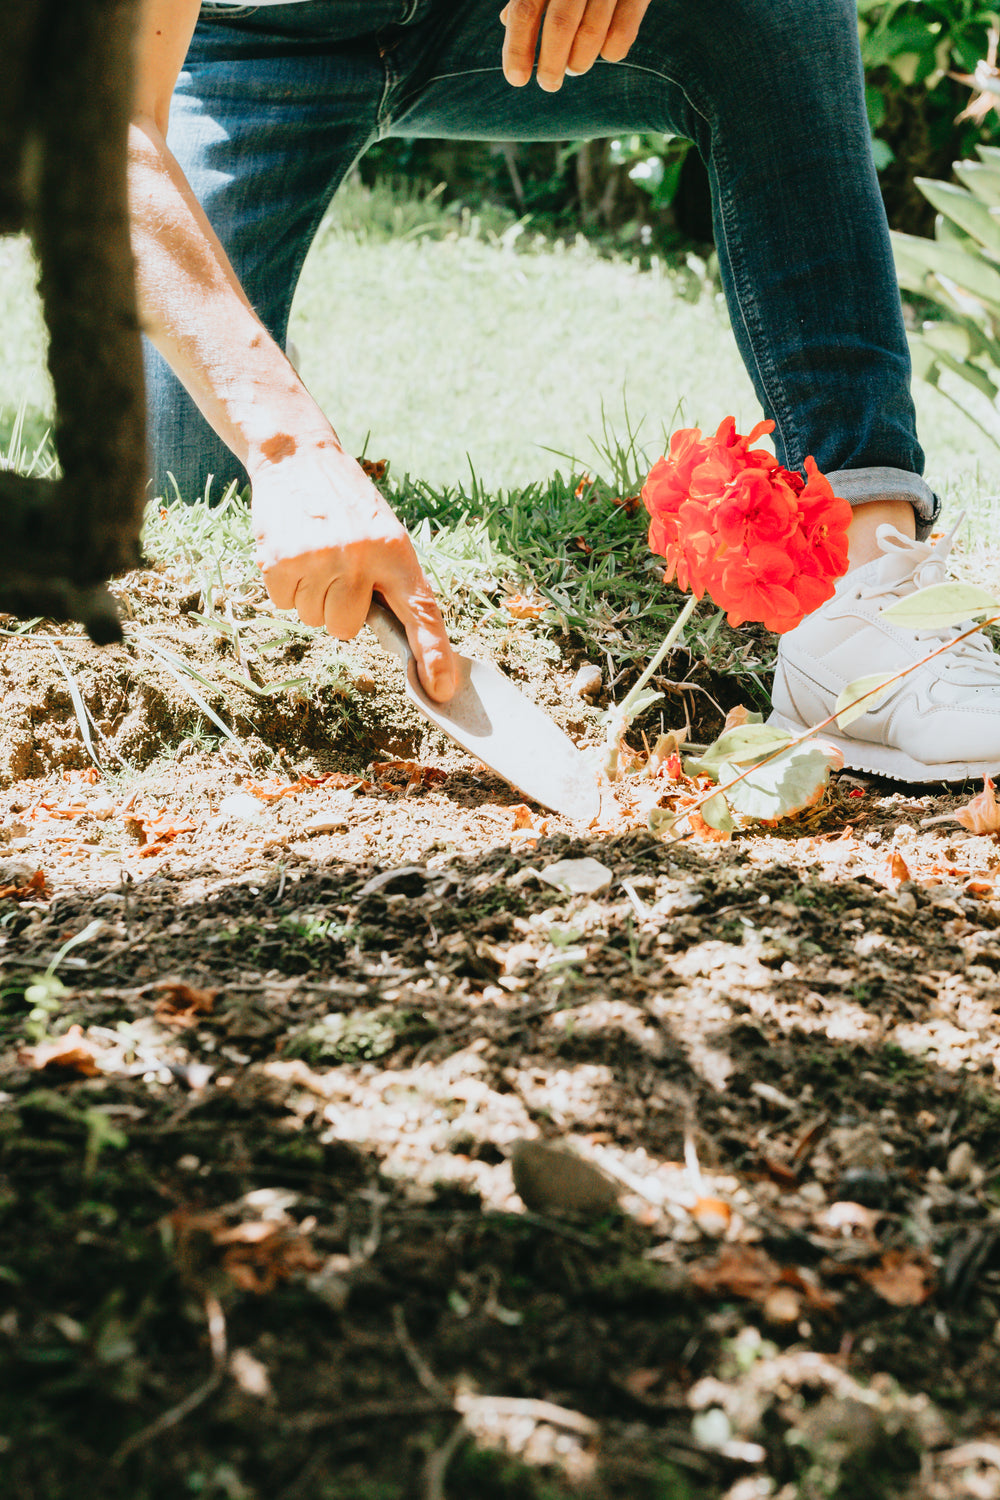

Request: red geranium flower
left=642, top=418, right=851, bottom=633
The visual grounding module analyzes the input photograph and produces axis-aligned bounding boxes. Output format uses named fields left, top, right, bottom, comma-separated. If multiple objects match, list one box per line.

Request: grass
left=3, top=171, right=1000, bottom=695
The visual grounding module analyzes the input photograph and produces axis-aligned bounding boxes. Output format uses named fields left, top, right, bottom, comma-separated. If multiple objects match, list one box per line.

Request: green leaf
left=835, top=672, right=898, bottom=729
left=953, top=160, right=1000, bottom=209
left=891, top=231, right=1000, bottom=307
left=916, top=177, right=1000, bottom=258
left=721, top=743, right=840, bottom=824
left=881, top=582, right=1000, bottom=629
left=684, top=723, right=794, bottom=780
left=932, top=348, right=999, bottom=402
left=699, top=790, right=736, bottom=833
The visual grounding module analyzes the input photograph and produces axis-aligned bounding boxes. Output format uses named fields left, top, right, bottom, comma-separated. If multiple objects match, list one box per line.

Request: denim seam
left=376, top=34, right=400, bottom=134
left=385, top=65, right=503, bottom=126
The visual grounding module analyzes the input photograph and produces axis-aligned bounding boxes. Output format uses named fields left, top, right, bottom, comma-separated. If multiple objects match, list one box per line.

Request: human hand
left=250, top=442, right=458, bottom=702
left=500, top=0, right=652, bottom=91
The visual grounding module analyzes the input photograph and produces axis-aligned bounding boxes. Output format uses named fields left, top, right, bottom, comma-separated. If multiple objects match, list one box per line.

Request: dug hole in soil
left=3, top=557, right=1000, bottom=1500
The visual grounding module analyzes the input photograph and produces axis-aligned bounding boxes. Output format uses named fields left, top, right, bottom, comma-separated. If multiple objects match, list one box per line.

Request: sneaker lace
left=858, top=516, right=1000, bottom=679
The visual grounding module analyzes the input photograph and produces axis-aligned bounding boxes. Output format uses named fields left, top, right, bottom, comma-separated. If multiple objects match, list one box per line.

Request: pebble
left=571, top=663, right=603, bottom=701
left=946, top=1140, right=976, bottom=1184
left=510, top=1139, right=620, bottom=1218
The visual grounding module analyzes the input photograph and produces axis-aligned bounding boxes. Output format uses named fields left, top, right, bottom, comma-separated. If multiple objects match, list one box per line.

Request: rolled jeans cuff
left=826, top=467, right=940, bottom=542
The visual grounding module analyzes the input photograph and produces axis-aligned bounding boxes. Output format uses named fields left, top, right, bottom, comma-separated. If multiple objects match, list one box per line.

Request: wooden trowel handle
left=365, top=596, right=412, bottom=665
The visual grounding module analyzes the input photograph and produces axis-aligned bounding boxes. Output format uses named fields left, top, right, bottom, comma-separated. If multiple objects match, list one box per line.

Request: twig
left=422, top=1420, right=466, bottom=1500
left=455, top=1393, right=598, bottom=1437
left=393, top=1305, right=446, bottom=1397
left=112, top=1293, right=227, bottom=1467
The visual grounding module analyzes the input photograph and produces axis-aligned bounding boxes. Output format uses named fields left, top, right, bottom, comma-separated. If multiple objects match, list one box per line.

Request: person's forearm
left=128, top=114, right=338, bottom=468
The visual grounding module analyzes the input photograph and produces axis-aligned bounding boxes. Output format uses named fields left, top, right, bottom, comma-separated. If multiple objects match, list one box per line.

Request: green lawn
left=4, top=179, right=1000, bottom=532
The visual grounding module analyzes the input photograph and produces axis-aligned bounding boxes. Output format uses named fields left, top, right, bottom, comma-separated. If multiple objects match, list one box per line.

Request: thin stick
left=111, top=1293, right=227, bottom=1467
left=422, top=1420, right=466, bottom=1500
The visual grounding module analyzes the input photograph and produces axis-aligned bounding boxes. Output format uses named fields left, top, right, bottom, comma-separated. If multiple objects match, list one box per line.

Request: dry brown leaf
left=26, top=801, right=90, bottom=822
left=153, top=980, right=217, bottom=1029
left=503, top=592, right=548, bottom=620
left=372, top=760, right=448, bottom=795
left=723, top=704, right=754, bottom=732
left=861, top=1249, right=934, bottom=1306
left=924, top=777, right=1000, bottom=834
left=300, top=770, right=370, bottom=791
left=245, top=777, right=309, bottom=802
left=690, top=1244, right=781, bottom=1302
left=0, top=869, right=48, bottom=902
left=21, top=1024, right=101, bottom=1076
left=691, top=1245, right=837, bottom=1312
left=220, top=1224, right=321, bottom=1294
left=955, top=777, right=1000, bottom=834
left=168, top=1207, right=320, bottom=1295
left=881, top=850, right=911, bottom=889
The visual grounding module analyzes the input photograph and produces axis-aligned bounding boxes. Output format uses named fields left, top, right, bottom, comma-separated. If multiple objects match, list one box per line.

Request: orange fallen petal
left=503, top=592, right=548, bottom=620
left=687, top=810, right=731, bottom=843
left=21, top=1024, right=101, bottom=1076
left=954, top=776, right=1000, bottom=835
left=689, top=1197, right=732, bottom=1236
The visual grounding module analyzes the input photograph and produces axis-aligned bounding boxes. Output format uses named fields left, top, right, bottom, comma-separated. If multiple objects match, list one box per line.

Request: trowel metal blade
left=367, top=600, right=601, bottom=821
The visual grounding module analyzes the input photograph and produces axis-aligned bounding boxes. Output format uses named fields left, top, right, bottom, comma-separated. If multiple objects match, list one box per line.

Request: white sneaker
left=768, top=520, right=1000, bottom=782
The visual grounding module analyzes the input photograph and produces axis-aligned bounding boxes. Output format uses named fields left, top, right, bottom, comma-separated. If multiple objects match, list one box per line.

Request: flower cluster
left=642, top=416, right=853, bottom=633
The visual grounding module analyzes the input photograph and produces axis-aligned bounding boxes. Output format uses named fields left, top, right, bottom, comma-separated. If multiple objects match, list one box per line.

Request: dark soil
left=3, top=559, right=1000, bottom=1500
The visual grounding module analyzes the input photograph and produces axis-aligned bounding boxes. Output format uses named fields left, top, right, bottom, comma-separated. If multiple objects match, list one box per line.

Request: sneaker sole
left=767, top=710, right=1000, bottom=785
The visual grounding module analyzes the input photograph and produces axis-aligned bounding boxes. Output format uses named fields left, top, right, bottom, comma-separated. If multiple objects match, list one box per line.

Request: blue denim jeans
left=148, top=0, right=939, bottom=533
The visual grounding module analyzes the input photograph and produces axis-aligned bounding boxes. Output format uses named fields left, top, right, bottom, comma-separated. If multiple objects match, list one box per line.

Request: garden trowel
left=366, top=599, right=601, bottom=821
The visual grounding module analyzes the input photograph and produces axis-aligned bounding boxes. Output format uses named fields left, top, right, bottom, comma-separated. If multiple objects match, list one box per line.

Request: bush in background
left=860, top=0, right=1000, bottom=233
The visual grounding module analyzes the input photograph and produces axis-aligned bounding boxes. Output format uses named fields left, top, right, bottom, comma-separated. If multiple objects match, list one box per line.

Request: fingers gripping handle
left=366, top=596, right=412, bottom=666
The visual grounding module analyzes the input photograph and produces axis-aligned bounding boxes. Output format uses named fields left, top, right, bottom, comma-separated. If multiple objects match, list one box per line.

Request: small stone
left=892, top=892, right=917, bottom=917
left=510, top=1139, right=620, bottom=1218
left=571, top=663, right=603, bottom=701
left=216, top=792, right=265, bottom=822
left=946, top=1140, right=975, bottom=1184
left=0, top=858, right=36, bottom=887
left=537, top=857, right=613, bottom=894
left=763, top=1285, right=802, bottom=1325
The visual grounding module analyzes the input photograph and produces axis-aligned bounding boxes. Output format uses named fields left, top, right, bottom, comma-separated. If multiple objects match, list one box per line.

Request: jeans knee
left=644, top=0, right=863, bottom=101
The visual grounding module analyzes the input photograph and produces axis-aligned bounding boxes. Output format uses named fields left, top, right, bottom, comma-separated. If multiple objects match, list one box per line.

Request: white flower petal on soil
left=536, top=857, right=613, bottom=894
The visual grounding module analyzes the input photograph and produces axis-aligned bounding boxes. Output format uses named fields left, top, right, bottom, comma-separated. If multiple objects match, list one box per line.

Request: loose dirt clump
left=3, top=559, right=1000, bottom=1500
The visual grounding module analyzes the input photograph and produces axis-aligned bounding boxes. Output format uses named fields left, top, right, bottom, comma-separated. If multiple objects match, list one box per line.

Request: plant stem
left=617, top=592, right=699, bottom=724
left=603, top=592, right=699, bottom=778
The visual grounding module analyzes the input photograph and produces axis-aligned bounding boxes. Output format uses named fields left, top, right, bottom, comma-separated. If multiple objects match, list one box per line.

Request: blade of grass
left=135, top=637, right=247, bottom=757
left=48, top=641, right=102, bottom=772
